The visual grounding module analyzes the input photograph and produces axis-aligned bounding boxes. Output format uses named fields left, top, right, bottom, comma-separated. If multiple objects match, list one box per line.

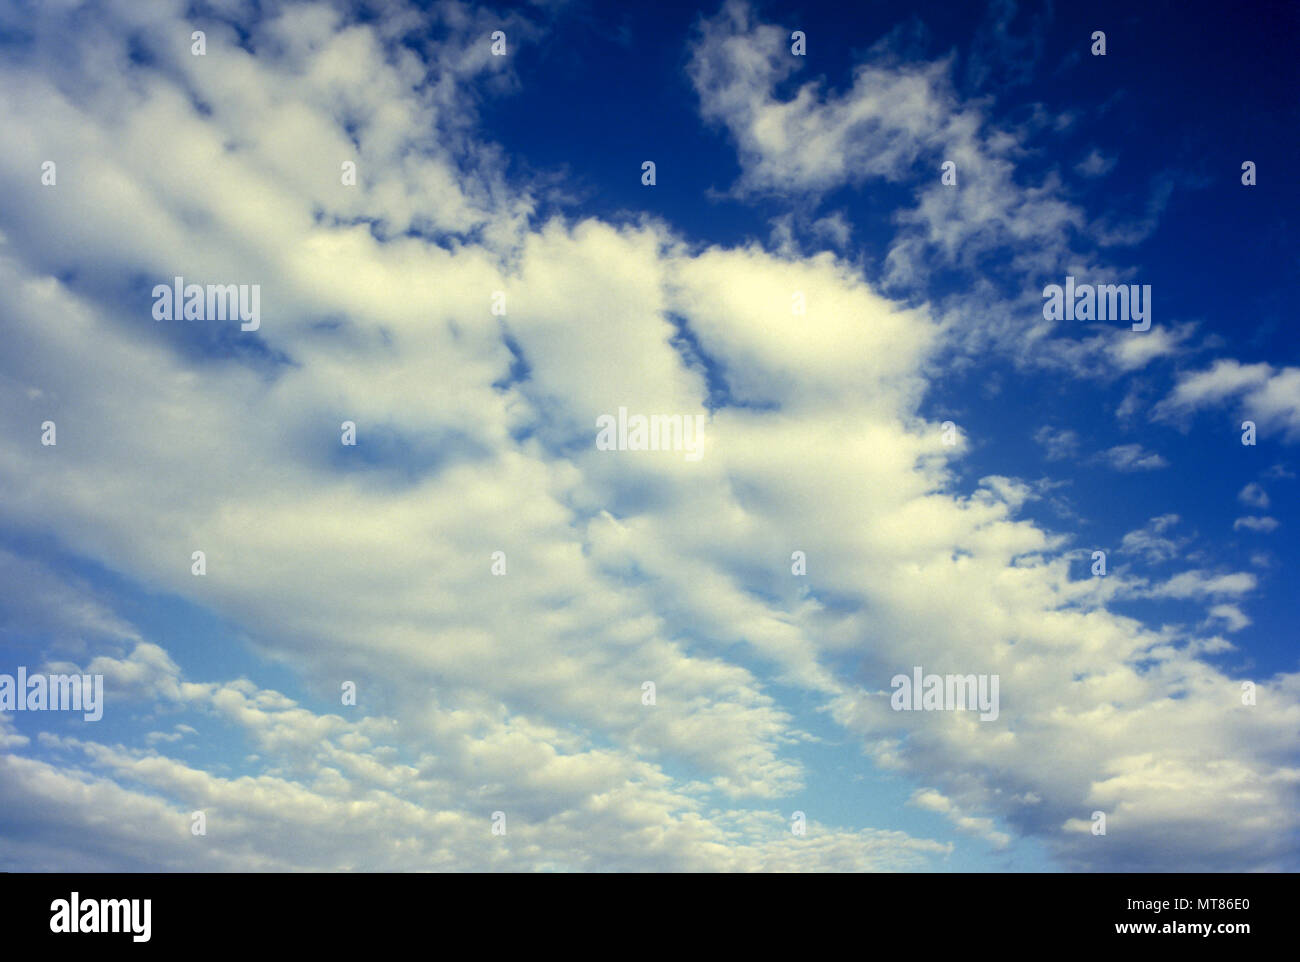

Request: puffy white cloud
left=1105, top=323, right=1192, bottom=371
left=1156, top=360, right=1300, bottom=441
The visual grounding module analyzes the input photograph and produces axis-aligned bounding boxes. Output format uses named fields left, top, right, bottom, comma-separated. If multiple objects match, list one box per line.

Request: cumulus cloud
left=1155, top=360, right=1300, bottom=441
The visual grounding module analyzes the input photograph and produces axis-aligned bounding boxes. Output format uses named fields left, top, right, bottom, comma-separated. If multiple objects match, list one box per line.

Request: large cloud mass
left=0, top=0, right=1296, bottom=871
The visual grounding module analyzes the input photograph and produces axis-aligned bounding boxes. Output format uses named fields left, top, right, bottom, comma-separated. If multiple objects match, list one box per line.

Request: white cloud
left=1233, top=516, right=1279, bottom=533
left=1075, top=149, right=1116, bottom=178
left=1033, top=425, right=1080, bottom=461
left=1143, top=570, right=1256, bottom=600
left=1105, top=324, right=1192, bottom=371
left=908, top=788, right=1011, bottom=848
left=1156, top=360, right=1300, bottom=441
left=1238, top=483, right=1270, bottom=509
left=1097, top=443, right=1169, bottom=471
left=1206, top=604, right=1250, bottom=633
left=1119, top=514, right=1185, bottom=564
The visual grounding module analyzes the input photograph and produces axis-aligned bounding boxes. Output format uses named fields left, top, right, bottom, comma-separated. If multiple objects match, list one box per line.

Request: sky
left=0, top=0, right=1297, bottom=872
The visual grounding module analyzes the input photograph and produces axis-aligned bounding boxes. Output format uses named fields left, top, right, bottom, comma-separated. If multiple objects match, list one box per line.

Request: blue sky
left=0, top=0, right=1297, bottom=872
